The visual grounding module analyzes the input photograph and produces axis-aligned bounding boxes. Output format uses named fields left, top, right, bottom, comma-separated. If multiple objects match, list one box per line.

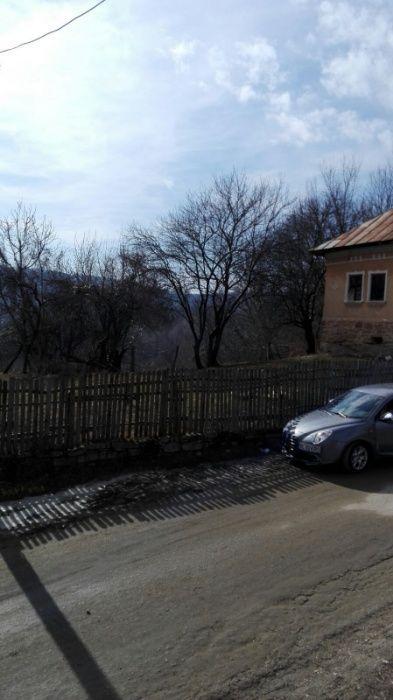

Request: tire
left=342, top=442, right=371, bottom=473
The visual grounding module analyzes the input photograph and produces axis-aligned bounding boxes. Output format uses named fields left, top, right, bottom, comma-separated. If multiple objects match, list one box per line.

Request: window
left=326, top=389, right=383, bottom=419
left=368, top=271, right=387, bottom=302
left=378, top=399, right=393, bottom=420
left=346, top=272, right=364, bottom=302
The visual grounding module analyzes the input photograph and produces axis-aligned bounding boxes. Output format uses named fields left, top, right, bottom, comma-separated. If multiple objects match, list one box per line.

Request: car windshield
left=325, top=389, right=383, bottom=419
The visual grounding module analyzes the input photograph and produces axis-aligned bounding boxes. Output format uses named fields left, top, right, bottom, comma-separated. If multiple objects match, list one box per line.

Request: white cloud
left=167, top=38, right=282, bottom=104
left=336, top=111, right=393, bottom=150
left=319, top=1, right=393, bottom=49
left=268, top=91, right=292, bottom=112
left=207, top=46, right=234, bottom=92
left=271, top=108, right=336, bottom=145
left=322, top=50, right=374, bottom=98
left=270, top=102, right=393, bottom=149
left=318, top=1, right=393, bottom=109
left=164, top=19, right=393, bottom=154
left=236, top=39, right=282, bottom=90
left=168, top=40, right=198, bottom=72
left=237, top=84, right=258, bottom=103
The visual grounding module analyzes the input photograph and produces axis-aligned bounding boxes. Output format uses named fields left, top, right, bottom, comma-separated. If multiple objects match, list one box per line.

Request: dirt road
left=2, top=453, right=393, bottom=698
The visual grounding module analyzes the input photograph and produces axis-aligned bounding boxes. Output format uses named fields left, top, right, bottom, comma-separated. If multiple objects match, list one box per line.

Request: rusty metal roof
left=313, top=209, right=393, bottom=254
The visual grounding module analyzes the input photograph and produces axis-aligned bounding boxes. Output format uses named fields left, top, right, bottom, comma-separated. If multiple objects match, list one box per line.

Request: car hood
left=289, top=409, right=360, bottom=437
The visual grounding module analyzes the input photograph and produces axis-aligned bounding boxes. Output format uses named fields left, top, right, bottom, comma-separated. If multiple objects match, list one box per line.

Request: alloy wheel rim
left=351, top=445, right=368, bottom=471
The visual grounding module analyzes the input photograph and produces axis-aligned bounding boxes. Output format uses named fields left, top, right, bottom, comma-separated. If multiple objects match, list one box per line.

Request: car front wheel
left=342, top=442, right=371, bottom=473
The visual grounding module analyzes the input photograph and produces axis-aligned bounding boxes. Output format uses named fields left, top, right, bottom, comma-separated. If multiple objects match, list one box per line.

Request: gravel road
left=2, top=452, right=393, bottom=698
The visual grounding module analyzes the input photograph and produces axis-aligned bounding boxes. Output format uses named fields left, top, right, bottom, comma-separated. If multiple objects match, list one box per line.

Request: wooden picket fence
left=1, top=358, right=393, bottom=456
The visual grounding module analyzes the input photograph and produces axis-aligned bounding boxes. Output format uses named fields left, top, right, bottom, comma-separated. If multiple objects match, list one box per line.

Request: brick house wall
left=320, top=244, right=393, bottom=356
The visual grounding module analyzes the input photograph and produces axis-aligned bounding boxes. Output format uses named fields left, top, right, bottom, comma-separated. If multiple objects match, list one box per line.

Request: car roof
left=353, top=384, right=393, bottom=397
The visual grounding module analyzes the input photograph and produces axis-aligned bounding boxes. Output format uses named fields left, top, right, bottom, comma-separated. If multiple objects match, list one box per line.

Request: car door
left=375, top=400, right=393, bottom=454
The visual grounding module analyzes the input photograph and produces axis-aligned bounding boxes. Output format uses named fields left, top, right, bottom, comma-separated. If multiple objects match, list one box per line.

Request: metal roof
left=313, top=209, right=393, bottom=254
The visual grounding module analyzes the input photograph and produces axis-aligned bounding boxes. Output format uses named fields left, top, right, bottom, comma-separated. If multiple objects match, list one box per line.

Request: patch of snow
left=343, top=485, right=393, bottom=517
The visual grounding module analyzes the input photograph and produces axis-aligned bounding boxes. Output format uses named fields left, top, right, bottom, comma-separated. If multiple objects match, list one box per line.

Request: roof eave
left=310, top=239, right=393, bottom=256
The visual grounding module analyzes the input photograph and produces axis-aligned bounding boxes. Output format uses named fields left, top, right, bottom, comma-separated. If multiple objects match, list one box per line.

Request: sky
left=0, top=0, right=393, bottom=242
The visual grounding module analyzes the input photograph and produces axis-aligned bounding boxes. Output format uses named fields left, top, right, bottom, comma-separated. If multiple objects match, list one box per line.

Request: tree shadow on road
left=1, top=537, right=121, bottom=700
left=3, top=447, right=393, bottom=552
left=1, top=454, right=324, bottom=549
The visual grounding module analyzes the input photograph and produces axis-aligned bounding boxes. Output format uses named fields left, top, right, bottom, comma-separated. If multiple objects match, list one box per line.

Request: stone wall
left=0, top=431, right=265, bottom=488
left=320, top=319, right=393, bottom=356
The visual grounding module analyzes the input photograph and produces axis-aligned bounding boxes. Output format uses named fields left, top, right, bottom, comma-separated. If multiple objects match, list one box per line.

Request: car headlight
left=310, top=429, right=333, bottom=445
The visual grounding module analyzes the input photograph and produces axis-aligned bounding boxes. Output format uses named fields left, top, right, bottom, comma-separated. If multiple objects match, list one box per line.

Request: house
left=313, top=209, right=393, bottom=356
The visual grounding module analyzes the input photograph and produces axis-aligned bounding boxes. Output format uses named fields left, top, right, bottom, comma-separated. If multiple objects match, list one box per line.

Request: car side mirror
left=380, top=411, right=393, bottom=423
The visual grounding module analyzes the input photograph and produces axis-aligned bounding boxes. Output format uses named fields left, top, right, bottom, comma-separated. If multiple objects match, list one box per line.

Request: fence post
left=158, top=369, right=169, bottom=437
left=279, top=382, right=283, bottom=425
left=0, top=378, right=8, bottom=455
left=5, top=376, right=16, bottom=456
left=230, top=368, right=240, bottom=433
left=65, top=377, right=75, bottom=449
left=171, top=373, right=180, bottom=437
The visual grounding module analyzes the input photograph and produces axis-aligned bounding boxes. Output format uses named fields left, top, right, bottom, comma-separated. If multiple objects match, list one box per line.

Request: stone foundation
left=320, top=319, right=393, bottom=357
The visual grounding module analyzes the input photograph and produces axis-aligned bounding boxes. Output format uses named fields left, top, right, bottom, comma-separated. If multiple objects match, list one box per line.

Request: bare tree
left=219, top=295, right=291, bottom=364
left=133, top=172, right=287, bottom=368
left=49, top=240, right=171, bottom=372
left=264, top=160, right=369, bottom=355
left=321, top=158, right=363, bottom=236
left=0, top=203, right=58, bottom=372
left=266, top=194, right=329, bottom=354
left=363, top=162, right=393, bottom=218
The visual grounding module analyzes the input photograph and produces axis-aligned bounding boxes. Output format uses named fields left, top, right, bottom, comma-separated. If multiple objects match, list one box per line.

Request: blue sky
left=0, top=0, right=392, bottom=242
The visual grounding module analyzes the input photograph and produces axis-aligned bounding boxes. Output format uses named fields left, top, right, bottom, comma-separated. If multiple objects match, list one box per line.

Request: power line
left=0, top=0, right=108, bottom=55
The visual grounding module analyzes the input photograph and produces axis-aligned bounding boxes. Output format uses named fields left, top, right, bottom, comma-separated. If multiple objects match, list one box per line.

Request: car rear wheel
left=342, top=442, right=371, bottom=473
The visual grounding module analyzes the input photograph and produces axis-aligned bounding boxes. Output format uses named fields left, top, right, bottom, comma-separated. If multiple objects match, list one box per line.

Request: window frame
left=367, top=270, right=387, bottom=303
left=345, top=271, right=365, bottom=303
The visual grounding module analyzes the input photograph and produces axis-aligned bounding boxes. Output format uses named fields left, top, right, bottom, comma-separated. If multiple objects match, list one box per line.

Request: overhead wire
left=0, top=0, right=108, bottom=55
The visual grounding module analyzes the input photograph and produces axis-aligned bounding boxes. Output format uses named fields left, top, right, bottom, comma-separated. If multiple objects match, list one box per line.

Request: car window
left=377, top=400, right=393, bottom=420
left=326, top=389, right=383, bottom=419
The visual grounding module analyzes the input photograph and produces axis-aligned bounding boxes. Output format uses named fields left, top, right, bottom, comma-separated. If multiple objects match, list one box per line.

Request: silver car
left=282, top=384, right=393, bottom=472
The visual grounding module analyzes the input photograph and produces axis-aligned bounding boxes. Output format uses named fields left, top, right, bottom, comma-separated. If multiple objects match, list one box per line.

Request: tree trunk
left=207, top=350, right=220, bottom=367
left=22, top=346, right=31, bottom=373
left=207, top=329, right=222, bottom=367
left=304, top=321, right=316, bottom=354
left=109, top=350, right=123, bottom=372
left=193, top=342, right=204, bottom=369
